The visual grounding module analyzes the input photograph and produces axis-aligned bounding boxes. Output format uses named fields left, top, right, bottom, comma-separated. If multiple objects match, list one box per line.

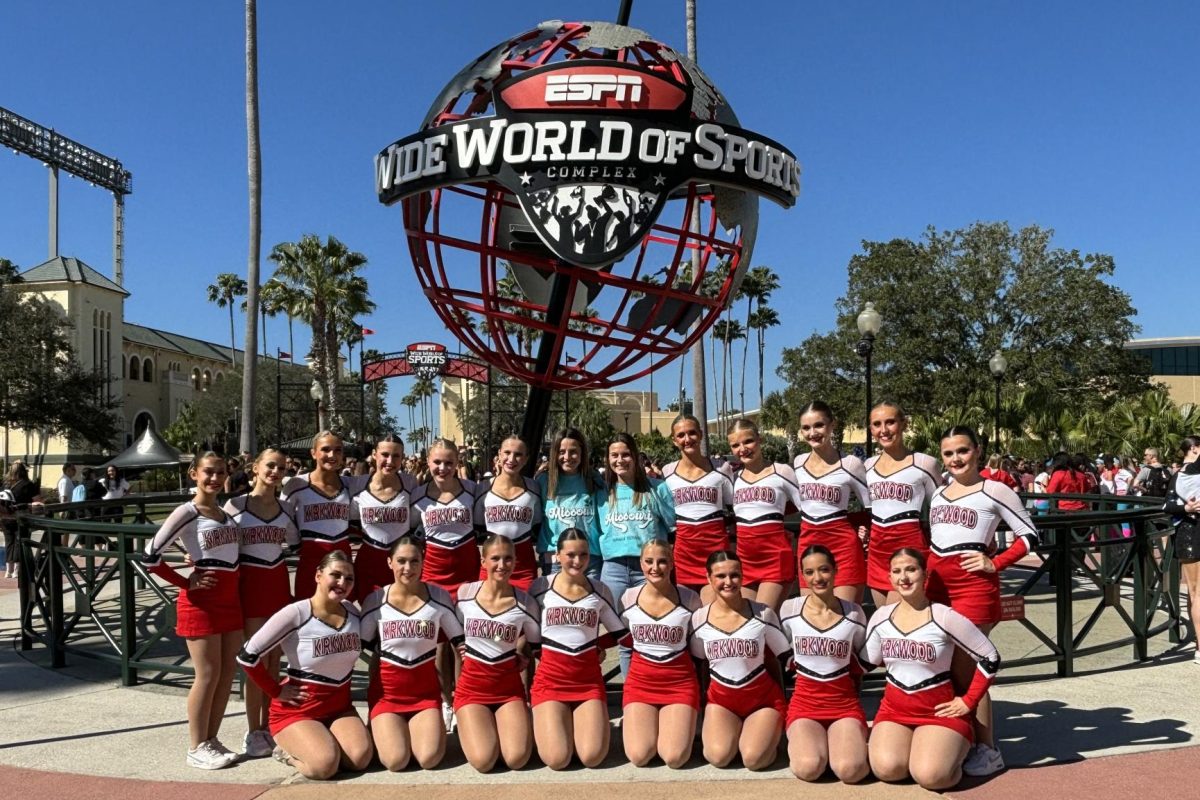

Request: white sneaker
left=272, top=745, right=294, bottom=767
left=187, top=740, right=236, bottom=770
left=962, top=743, right=1005, bottom=776
left=1193, top=648, right=1200, bottom=664
left=442, top=701, right=457, bottom=734
left=243, top=729, right=274, bottom=758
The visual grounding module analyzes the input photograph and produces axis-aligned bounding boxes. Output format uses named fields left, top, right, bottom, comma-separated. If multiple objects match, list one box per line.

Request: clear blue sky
left=2, top=1, right=1196, bottom=414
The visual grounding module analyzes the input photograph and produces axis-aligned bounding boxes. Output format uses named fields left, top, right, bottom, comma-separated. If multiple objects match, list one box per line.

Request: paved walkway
left=2, top=570, right=1199, bottom=797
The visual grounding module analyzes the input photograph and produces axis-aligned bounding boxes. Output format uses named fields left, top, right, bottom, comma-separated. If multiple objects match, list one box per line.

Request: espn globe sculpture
left=376, top=20, right=799, bottom=390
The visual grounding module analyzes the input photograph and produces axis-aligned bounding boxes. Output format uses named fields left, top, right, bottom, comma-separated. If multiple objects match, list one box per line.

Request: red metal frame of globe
left=400, top=21, right=752, bottom=391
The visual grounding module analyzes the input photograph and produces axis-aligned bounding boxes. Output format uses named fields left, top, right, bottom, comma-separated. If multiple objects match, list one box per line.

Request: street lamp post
left=623, top=410, right=631, bottom=433
left=855, top=302, right=883, bottom=449
left=309, top=379, right=326, bottom=432
left=988, top=350, right=1007, bottom=453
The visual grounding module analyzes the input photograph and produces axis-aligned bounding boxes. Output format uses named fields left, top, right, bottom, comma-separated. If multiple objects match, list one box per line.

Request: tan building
left=1124, top=337, right=1200, bottom=407
left=2, top=255, right=268, bottom=467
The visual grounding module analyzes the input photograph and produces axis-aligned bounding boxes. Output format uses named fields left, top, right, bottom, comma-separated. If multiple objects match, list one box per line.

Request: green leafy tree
left=778, top=223, right=1150, bottom=432
left=749, top=304, right=780, bottom=412
left=267, top=235, right=374, bottom=430
left=1, top=264, right=121, bottom=468
left=206, top=272, right=248, bottom=368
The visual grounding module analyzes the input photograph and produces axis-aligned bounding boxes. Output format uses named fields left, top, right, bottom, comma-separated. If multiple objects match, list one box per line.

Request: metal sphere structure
left=381, top=20, right=798, bottom=390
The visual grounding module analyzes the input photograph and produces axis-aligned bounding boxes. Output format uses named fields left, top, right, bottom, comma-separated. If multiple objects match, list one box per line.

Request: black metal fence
left=10, top=492, right=1186, bottom=687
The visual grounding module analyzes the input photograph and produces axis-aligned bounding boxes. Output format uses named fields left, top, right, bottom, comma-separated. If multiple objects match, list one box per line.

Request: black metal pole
left=864, top=338, right=873, bottom=449
left=359, top=343, right=366, bottom=443
left=994, top=375, right=1002, bottom=453
left=275, top=354, right=282, bottom=447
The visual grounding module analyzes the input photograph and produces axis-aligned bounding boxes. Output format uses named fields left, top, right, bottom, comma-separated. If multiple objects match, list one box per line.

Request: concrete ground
left=1, top=562, right=1199, bottom=798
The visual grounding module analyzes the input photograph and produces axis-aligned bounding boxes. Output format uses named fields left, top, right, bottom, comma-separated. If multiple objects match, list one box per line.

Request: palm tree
left=712, top=318, right=745, bottom=429
left=260, top=277, right=301, bottom=361
left=240, top=0, right=262, bottom=453
left=413, top=376, right=437, bottom=447
left=268, top=234, right=374, bottom=430
left=401, top=393, right=418, bottom=442
left=748, top=304, right=780, bottom=412
left=207, top=272, right=248, bottom=367
left=739, top=266, right=780, bottom=412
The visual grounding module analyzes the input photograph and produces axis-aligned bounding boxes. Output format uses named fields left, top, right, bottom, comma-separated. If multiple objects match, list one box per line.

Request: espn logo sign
left=545, top=74, right=644, bottom=104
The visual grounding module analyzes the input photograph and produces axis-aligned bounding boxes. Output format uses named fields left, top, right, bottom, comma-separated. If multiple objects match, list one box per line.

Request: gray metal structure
left=0, top=105, right=132, bottom=284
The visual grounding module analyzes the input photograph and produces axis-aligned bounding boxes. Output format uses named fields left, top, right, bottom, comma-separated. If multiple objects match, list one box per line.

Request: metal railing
left=10, top=492, right=1185, bottom=687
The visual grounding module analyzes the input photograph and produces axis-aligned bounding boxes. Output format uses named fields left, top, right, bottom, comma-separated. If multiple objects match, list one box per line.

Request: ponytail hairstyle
left=799, top=400, right=837, bottom=426
left=548, top=428, right=596, bottom=497
left=189, top=450, right=224, bottom=473
left=556, top=526, right=591, bottom=553
left=387, top=533, right=425, bottom=558
left=312, top=430, right=342, bottom=450
left=429, top=438, right=459, bottom=455
left=726, top=417, right=760, bottom=438
left=705, top=548, right=741, bottom=574
left=1181, top=435, right=1200, bottom=456
left=249, top=447, right=285, bottom=489
left=939, top=425, right=980, bottom=448
left=317, top=548, right=354, bottom=573
left=889, top=546, right=927, bottom=570
left=606, top=432, right=652, bottom=504
left=640, top=538, right=673, bottom=560
left=799, top=543, right=837, bottom=569
left=480, top=532, right=515, bottom=556
left=670, top=414, right=705, bottom=445
left=373, top=432, right=405, bottom=453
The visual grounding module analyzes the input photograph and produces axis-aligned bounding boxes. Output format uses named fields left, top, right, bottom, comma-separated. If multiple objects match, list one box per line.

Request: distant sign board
left=406, top=342, right=448, bottom=379
left=999, top=594, right=1025, bottom=622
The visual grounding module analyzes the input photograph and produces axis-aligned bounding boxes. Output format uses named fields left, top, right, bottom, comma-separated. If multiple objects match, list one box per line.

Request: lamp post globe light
left=855, top=302, right=883, bottom=448
left=309, top=379, right=326, bottom=431
left=988, top=350, right=1008, bottom=453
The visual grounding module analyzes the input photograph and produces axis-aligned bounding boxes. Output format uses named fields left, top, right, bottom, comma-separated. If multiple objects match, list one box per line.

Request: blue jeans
left=601, top=555, right=645, bottom=676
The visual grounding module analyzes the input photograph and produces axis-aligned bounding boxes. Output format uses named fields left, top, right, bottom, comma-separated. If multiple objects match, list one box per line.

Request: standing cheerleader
left=664, top=414, right=734, bottom=598
left=475, top=435, right=543, bottom=590
left=412, top=439, right=479, bottom=596
left=145, top=452, right=242, bottom=769
left=597, top=433, right=674, bottom=672
left=619, top=539, right=702, bottom=768
left=728, top=418, right=803, bottom=612
left=351, top=435, right=417, bottom=602
left=863, top=402, right=940, bottom=605
left=282, top=432, right=357, bottom=601
left=691, top=550, right=790, bottom=771
left=529, top=528, right=628, bottom=770
left=536, top=428, right=603, bottom=579
left=223, top=448, right=299, bottom=759
left=455, top=535, right=541, bottom=773
left=793, top=401, right=871, bottom=603
left=929, top=425, right=1037, bottom=776
left=780, top=545, right=868, bottom=783
left=237, top=551, right=372, bottom=780
left=1165, top=436, right=1200, bottom=663
left=862, top=548, right=999, bottom=790
left=360, top=535, right=464, bottom=770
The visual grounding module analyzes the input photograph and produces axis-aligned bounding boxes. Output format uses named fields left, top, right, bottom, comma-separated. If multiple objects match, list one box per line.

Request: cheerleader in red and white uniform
left=474, top=435, right=542, bottom=591
left=780, top=544, right=868, bottom=784
left=861, top=548, right=1000, bottom=791
left=529, top=528, right=628, bottom=770
left=793, top=401, right=871, bottom=603
left=223, top=448, right=299, bottom=759
left=145, top=452, right=243, bottom=770
left=928, top=425, right=1037, bottom=776
left=691, top=550, right=791, bottom=771
left=412, top=439, right=478, bottom=596
left=360, top=534, right=463, bottom=771
left=664, top=414, right=734, bottom=597
left=727, top=418, right=803, bottom=612
left=351, top=435, right=417, bottom=602
left=863, top=402, right=940, bottom=606
left=455, top=534, right=541, bottom=773
left=619, top=539, right=702, bottom=769
left=237, top=550, right=372, bottom=781
left=282, top=431, right=359, bottom=601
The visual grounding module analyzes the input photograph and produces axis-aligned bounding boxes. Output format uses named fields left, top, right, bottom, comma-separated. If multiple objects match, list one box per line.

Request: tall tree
left=749, top=303, right=780, bottom=412
left=240, top=0, right=262, bottom=454
left=736, top=266, right=779, bottom=413
left=712, top=318, right=745, bottom=428
left=267, top=234, right=374, bottom=430
left=777, top=222, right=1150, bottom=427
left=206, top=272, right=248, bottom=368
left=261, top=277, right=301, bottom=361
